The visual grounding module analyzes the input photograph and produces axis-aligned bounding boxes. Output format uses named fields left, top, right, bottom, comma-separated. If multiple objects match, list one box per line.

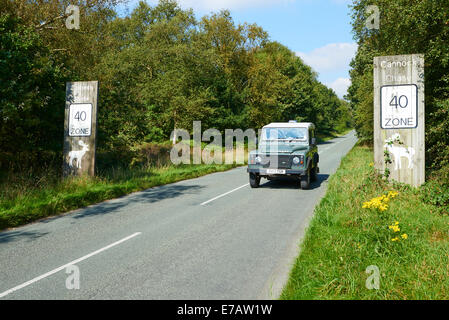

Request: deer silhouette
left=68, top=140, right=89, bottom=169
left=384, top=134, right=415, bottom=170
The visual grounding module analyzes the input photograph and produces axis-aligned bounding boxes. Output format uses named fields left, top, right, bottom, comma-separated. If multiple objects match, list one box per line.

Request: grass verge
left=0, top=163, right=238, bottom=230
left=281, top=144, right=449, bottom=299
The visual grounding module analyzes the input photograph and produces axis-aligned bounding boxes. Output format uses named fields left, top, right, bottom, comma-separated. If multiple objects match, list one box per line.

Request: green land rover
left=247, top=121, right=319, bottom=189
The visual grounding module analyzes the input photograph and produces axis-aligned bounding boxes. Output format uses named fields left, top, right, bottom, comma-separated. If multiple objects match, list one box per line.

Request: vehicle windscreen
left=262, top=127, right=308, bottom=141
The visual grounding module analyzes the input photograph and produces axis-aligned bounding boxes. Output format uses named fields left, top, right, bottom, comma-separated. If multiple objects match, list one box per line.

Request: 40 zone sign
left=69, top=103, right=92, bottom=136
left=381, top=84, right=418, bottom=129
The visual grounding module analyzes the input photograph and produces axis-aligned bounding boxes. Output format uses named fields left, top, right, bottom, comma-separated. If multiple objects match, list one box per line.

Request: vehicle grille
left=260, top=155, right=292, bottom=169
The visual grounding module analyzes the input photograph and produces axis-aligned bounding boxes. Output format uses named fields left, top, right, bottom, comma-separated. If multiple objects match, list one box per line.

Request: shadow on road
left=71, top=184, right=205, bottom=220
left=317, top=140, right=337, bottom=145
left=259, top=174, right=330, bottom=190
left=0, top=229, right=49, bottom=244
left=317, top=135, right=347, bottom=146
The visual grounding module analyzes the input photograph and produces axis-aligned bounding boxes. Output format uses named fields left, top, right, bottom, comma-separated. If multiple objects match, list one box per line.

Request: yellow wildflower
left=391, top=237, right=400, bottom=242
left=362, top=191, right=399, bottom=212
left=389, top=224, right=400, bottom=232
left=387, top=191, right=399, bottom=199
left=401, top=234, right=408, bottom=240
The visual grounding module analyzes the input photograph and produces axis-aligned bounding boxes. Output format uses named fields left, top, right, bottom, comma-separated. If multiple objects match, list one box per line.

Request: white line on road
left=200, top=183, right=249, bottom=206
left=0, top=232, right=142, bottom=298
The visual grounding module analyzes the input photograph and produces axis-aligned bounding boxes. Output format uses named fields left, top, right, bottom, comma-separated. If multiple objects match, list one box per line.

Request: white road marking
left=200, top=183, right=250, bottom=206
left=0, top=232, right=142, bottom=298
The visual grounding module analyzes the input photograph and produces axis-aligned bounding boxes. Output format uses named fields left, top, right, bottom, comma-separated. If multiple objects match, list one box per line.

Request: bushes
left=347, top=0, right=449, bottom=177
left=420, top=179, right=449, bottom=215
left=426, top=99, right=449, bottom=175
left=0, top=13, right=66, bottom=171
left=129, top=142, right=173, bottom=168
left=1, top=1, right=352, bottom=176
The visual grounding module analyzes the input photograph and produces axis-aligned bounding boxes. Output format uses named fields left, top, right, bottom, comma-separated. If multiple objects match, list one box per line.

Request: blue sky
left=118, top=0, right=357, bottom=98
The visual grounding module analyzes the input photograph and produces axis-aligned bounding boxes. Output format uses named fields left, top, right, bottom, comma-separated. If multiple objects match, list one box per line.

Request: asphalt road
left=0, top=131, right=357, bottom=300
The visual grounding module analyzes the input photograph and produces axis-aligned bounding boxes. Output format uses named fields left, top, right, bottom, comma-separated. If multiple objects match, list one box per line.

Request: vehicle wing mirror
left=311, top=138, right=316, bottom=145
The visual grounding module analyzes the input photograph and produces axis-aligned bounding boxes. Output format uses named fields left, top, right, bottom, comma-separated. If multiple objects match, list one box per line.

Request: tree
left=347, top=0, right=449, bottom=178
left=0, top=0, right=353, bottom=170
left=0, top=13, right=66, bottom=169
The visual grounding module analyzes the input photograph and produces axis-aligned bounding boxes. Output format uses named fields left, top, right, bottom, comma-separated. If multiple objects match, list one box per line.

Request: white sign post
left=63, top=82, right=98, bottom=177
left=374, top=54, right=425, bottom=187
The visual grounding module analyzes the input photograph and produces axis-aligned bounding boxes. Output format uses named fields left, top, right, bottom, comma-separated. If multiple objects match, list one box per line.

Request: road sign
left=381, top=84, right=418, bottom=129
left=68, top=103, right=92, bottom=136
left=374, top=54, right=425, bottom=187
left=63, top=81, right=98, bottom=177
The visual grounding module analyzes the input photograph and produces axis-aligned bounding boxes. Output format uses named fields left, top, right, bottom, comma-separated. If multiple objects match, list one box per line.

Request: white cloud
left=296, top=42, right=357, bottom=74
left=296, top=43, right=357, bottom=98
left=144, top=0, right=295, bottom=12
left=328, top=77, right=351, bottom=99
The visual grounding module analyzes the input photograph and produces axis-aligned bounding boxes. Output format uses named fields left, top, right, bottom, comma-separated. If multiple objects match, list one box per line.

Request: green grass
left=281, top=144, right=449, bottom=300
left=0, top=163, right=239, bottom=230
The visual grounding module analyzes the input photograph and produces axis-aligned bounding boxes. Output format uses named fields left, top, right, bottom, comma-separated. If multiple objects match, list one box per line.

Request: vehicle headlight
left=255, top=156, right=262, bottom=164
left=292, top=156, right=300, bottom=165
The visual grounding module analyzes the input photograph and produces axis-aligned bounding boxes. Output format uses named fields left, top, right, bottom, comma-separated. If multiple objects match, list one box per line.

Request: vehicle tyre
left=310, top=166, right=318, bottom=182
left=249, top=173, right=261, bottom=188
left=301, top=169, right=311, bottom=190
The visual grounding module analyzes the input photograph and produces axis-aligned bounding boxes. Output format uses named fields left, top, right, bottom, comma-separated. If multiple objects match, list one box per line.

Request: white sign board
left=381, top=84, right=417, bottom=129
left=64, top=82, right=98, bottom=177
left=68, top=103, right=92, bottom=136
left=374, top=54, right=425, bottom=187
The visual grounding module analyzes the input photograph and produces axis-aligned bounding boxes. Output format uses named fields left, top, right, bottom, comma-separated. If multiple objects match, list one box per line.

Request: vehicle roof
left=263, top=122, right=315, bottom=129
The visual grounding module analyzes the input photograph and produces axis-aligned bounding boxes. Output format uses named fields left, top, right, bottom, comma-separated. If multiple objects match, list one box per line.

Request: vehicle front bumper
left=247, top=168, right=306, bottom=176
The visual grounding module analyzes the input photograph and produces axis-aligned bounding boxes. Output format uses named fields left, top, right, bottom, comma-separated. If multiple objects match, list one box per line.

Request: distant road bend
left=0, top=131, right=357, bottom=299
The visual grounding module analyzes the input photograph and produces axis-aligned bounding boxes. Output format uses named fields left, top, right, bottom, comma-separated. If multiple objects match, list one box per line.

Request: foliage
left=281, top=145, right=449, bottom=299
left=0, top=0, right=352, bottom=173
left=0, top=13, right=66, bottom=169
left=420, top=179, right=449, bottom=214
left=347, top=0, right=449, bottom=178
left=347, top=0, right=449, bottom=211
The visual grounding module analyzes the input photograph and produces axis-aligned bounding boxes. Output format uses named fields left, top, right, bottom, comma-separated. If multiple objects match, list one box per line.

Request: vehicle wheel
left=249, top=173, right=261, bottom=188
left=310, top=166, right=318, bottom=182
left=301, top=169, right=311, bottom=190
